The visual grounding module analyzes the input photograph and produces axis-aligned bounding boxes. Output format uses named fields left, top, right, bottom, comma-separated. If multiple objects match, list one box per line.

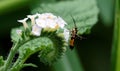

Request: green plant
left=0, top=0, right=99, bottom=71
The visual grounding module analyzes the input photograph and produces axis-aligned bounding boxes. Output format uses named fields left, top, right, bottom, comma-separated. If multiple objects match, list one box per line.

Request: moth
left=69, top=16, right=85, bottom=50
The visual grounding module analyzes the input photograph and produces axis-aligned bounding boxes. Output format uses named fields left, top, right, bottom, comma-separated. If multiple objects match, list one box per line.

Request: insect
left=69, top=16, right=83, bottom=50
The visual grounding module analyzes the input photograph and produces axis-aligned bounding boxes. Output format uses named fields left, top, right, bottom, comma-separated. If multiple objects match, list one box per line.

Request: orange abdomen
left=70, top=38, right=74, bottom=47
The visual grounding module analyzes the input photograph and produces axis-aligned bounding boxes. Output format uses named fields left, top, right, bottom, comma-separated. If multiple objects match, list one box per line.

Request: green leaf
left=10, top=28, right=67, bottom=70
left=18, top=31, right=66, bottom=64
left=11, top=27, right=23, bottom=43
left=31, top=0, right=99, bottom=34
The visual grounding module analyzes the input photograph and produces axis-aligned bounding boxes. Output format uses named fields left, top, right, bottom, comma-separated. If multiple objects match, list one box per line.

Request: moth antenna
left=70, top=15, right=77, bottom=29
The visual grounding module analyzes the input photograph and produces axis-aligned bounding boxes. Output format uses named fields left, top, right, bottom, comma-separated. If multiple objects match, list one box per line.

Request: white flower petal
left=35, top=13, right=67, bottom=29
left=17, top=18, right=28, bottom=23
left=46, top=19, right=56, bottom=28
left=35, top=18, right=47, bottom=28
left=36, top=13, right=41, bottom=17
left=31, top=24, right=42, bottom=36
left=27, top=14, right=38, bottom=25
left=17, top=18, right=28, bottom=29
left=63, top=28, right=70, bottom=42
left=27, top=14, right=37, bottom=19
left=57, top=16, right=67, bottom=28
left=43, top=13, right=57, bottom=19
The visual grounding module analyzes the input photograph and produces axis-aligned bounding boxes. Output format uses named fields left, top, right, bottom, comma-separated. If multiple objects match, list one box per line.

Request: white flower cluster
left=17, top=13, right=70, bottom=42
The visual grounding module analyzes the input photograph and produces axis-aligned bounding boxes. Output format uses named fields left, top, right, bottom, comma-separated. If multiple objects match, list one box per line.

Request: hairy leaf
left=11, top=27, right=24, bottom=43
left=10, top=28, right=67, bottom=70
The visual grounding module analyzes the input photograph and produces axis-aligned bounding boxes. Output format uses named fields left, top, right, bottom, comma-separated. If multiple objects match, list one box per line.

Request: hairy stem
left=4, top=42, right=19, bottom=71
left=11, top=48, right=41, bottom=71
left=4, top=39, right=29, bottom=71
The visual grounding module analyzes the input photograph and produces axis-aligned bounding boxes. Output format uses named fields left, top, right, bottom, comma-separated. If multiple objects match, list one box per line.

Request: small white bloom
left=46, top=13, right=57, bottom=19
left=27, top=14, right=38, bottom=25
left=18, top=18, right=28, bottom=29
left=16, top=29, right=22, bottom=36
left=36, top=18, right=47, bottom=28
left=35, top=13, right=67, bottom=29
left=40, top=13, right=57, bottom=19
left=57, top=16, right=67, bottom=28
left=31, top=24, right=42, bottom=36
left=63, top=28, right=70, bottom=42
left=46, top=19, right=57, bottom=28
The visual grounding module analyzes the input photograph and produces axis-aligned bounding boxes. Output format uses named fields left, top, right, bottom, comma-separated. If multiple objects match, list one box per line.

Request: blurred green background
left=0, top=0, right=115, bottom=71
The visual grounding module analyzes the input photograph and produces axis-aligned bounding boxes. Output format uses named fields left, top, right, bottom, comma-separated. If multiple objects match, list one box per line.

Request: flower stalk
left=4, top=41, right=19, bottom=71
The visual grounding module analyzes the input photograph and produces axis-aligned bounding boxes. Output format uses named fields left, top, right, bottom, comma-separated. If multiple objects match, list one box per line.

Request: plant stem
left=4, top=42, right=19, bottom=71
left=11, top=51, right=33, bottom=71
left=4, top=39, right=30, bottom=71
left=112, top=0, right=120, bottom=71
left=10, top=43, right=41, bottom=71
